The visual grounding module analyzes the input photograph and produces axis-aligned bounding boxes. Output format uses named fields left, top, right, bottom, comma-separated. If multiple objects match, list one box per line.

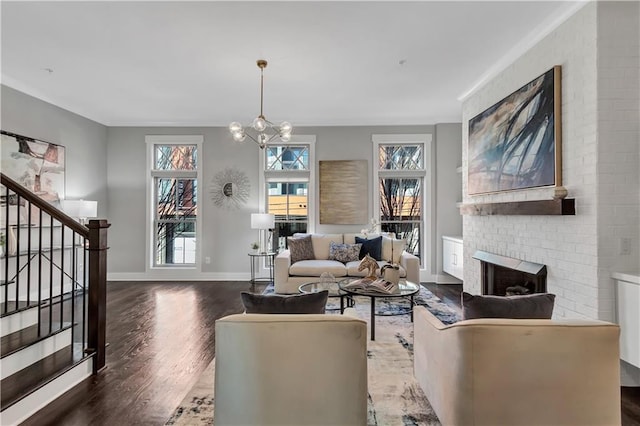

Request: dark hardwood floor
left=21, top=281, right=640, bottom=425
left=424, top=282, right=640, bottom=426
left=22, top=281, right=266, bottom=426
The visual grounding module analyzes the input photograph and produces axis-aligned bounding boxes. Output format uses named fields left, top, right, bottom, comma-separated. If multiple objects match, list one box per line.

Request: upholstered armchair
left=214, top=313, right=368, bottom=425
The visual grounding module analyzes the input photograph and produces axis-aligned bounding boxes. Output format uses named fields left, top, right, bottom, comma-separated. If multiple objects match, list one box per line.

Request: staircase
left=0, top=173, right=109, bottom=425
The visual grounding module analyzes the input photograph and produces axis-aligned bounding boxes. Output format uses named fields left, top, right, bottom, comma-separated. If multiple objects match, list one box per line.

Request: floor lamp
left=251, top=213, right=275, bottom=254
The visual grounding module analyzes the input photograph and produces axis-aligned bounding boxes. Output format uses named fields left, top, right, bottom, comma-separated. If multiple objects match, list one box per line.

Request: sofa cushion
left=355, top=236, right=383, bottom=260
left=293, top=233, right=343, bottom=260
left=344, top=232, right=394, bottom=244
left=461, top=292, right=556, bottom=320
left=328, top=242, right=362, bottom=263
left=289, top=259, right=348, bottom=277
left=241, top=290, right=328, bottom=314
left=346, top=260, right=407, bottom=278
left=382, top=236, right=406, bottom=264
left=288, top=235, right=315, bottom=264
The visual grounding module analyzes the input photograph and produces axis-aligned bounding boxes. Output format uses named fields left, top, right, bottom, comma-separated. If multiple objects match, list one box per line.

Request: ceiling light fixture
left=229, top=59, right=292, bottom=149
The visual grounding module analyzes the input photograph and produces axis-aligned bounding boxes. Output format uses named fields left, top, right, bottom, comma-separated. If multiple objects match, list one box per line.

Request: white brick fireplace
left=461, top=1, right=639, bottom=323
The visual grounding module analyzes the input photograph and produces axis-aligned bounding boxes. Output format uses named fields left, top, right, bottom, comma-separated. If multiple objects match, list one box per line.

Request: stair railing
left=1, top=172, right=109, bottom=374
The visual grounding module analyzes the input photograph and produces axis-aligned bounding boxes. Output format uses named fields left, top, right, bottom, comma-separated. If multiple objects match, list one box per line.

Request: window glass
left=267, top=181, right=308, bottom=251
left=151, top=143, right=198, bottom=266
left=154, top=145, right=197, bottom=170
left=378, top=144, right=423, bottom=170
left=379, top=177, right=422, bottom=258
left=266, top=145, right=309, bottom=171
left=378, top=143, right=424, bottom=260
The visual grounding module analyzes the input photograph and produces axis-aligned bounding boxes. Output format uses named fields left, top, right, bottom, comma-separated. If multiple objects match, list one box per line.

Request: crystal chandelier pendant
left=229, top=59, right=293, bottom=149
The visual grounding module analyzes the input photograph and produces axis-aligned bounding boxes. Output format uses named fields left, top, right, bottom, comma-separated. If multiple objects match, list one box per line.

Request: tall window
left=147, top=136, right=202, bottom=268
left=262, top=137, right=315, bottom=252
left=373, top=134, right=431, bottom=266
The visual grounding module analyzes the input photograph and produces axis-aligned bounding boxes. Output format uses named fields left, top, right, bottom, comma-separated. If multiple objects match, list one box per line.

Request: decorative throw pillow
left=328, top=242, right=362, bottom=263
left=287, top=235, right=315, bottom=264
left=461, top=292, right=556, bottom=320
left=382, top=236, right=406, bottom=264
left=355, top=236, right=383, bottom=260
left=241, top=291, right=328, bottom=314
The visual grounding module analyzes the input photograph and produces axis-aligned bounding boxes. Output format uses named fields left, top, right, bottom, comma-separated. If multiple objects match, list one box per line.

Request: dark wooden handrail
left=1, top=173, right=89, bottom=236
left=2, top=171, right=109, bottom=375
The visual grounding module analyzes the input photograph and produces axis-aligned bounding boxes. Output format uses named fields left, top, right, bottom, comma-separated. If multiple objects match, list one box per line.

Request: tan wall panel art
left=319, top=160, right=368, bottom=224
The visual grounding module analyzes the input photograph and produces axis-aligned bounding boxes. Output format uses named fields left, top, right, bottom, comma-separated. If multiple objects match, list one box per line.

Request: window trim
left=372, top=134, right=433, bottom=271
left=259, top=135, right=316, bottom=234
left=146, top=135, right=203, bottom=272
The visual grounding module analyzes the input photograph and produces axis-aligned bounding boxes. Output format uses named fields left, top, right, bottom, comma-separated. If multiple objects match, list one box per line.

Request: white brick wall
left=462, top=2, right=639, bottom=320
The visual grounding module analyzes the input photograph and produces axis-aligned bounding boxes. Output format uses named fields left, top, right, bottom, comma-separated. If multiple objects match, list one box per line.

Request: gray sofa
left=274, top=233, right=420, bottom=294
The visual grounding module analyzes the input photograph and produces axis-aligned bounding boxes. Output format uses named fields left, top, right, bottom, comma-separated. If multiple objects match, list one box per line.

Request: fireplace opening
left=473, top=251, right=547, bottom=296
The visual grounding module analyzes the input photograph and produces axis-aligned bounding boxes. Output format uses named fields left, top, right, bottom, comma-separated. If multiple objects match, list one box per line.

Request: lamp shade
left=62, top=200, right=98, bottom=219
left=251, top=213, right=275, bottom=230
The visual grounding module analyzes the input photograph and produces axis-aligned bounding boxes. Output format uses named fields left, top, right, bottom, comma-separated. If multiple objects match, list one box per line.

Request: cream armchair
left=214, top=313, right=368, bottom=426
left=413, top=306, right=621, bottom=426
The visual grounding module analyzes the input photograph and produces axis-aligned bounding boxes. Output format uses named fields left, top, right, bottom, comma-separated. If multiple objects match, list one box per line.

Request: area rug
left=264, top=282, right=460, bottom=325
left=166, top=285, right=457, bottom=425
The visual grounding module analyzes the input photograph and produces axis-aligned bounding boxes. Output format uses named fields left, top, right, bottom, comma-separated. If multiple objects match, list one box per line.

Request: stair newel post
left=87, top=219, right=110, bottom=374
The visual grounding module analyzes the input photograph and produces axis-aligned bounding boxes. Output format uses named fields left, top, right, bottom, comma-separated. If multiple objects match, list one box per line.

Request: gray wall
left=1, top=85, right=109, bottom=215
left=106, top=126, right=258, bottom=279
left=107, top=124, right=463, bottom=280
left=434, top=123, right=463, bottom=282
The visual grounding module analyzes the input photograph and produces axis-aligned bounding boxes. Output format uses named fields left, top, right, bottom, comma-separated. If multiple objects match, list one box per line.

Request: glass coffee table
left=338, top=279, right=420, bottom=341
left=298, top=281, right=355, bottom=311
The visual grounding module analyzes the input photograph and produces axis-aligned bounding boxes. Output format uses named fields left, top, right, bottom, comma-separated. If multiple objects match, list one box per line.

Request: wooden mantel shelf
left=459, top=198, right=575, bottom=216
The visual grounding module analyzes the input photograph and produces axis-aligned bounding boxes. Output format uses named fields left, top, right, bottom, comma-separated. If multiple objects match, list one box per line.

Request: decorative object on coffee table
left=358, top=254, right=380, bottom=280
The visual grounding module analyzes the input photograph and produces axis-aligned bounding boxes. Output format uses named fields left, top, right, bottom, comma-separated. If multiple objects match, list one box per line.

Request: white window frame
left=372, top=134, right=433, bottom=272
left=259, top=135, right=316, bottom=237
left=145, top=135, right=203, bottom=272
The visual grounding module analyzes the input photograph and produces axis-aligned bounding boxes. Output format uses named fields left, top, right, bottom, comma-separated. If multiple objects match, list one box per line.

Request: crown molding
left=457, top=1, right=589, bottom=102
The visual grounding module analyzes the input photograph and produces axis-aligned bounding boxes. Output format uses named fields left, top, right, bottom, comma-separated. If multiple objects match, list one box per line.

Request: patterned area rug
left=264, top=282, right=460, bottom=325
left=166, top=285, right=458, bottom=425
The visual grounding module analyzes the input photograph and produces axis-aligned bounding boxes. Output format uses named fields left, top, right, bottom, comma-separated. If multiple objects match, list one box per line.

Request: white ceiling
left=1, top=1, right=584, bottom=127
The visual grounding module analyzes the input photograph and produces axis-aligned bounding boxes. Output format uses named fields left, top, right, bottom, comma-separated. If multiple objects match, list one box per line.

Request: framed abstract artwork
left=319, top=160, right=368, bottom=224
left=1, top=130, right=66, bottom=206
left=468, top=66, right=562, bottom=195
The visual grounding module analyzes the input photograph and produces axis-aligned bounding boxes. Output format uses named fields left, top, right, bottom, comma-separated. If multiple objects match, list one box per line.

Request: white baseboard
left=108, top=271, right=461, bottom=284
left=621, top=360, right=640, bottom=386
left=0, top=357, right=92, bottom=425
left=433, top=274, right=463, bottom=285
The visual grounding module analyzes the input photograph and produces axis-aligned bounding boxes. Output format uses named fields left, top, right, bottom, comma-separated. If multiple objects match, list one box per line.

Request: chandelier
left=229, top=59, right=293, bottom=149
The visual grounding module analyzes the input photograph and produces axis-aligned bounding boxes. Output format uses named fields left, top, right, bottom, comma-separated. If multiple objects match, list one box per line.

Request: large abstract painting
left=319, top=160, right=368, bottom=224
left=468, top=66, right=562, bottom=195
left=1, top=131, right=66, bottom=206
